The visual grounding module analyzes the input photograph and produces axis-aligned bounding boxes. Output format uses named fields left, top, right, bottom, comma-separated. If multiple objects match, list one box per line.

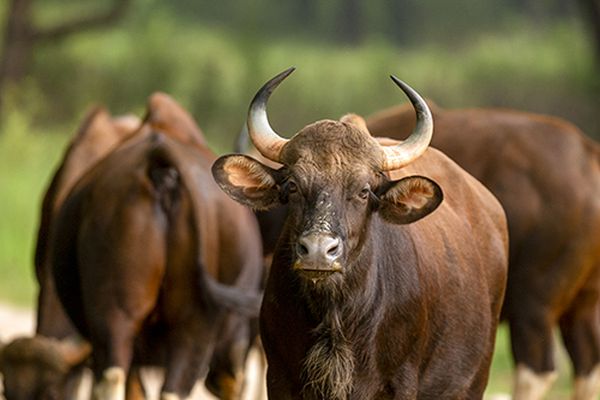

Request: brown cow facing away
left=51, top=122, right=264, bottom=399
left=212, top=68, right=508, bottom=399
left=32, top=92, right=210, bottom=354
left=367, top=102, right=600, bottom=400
left=34, top=108, right=141, bottom=343
left=0, top=94, right=264, bottom=400
left=0, top=107, right=140, bottom=400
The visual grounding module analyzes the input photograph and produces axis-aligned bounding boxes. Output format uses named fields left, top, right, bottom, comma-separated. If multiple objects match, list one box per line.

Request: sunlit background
left=0, top=0, right=598, bottom=398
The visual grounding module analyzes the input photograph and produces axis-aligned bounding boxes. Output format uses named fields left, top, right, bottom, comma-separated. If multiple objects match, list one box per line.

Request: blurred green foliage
left=0, top=0, right=597, bottom=151
left=0, top=106, right=67, bottom=305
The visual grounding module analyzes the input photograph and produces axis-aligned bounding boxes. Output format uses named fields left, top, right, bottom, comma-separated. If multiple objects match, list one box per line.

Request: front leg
left=261, top=318, right=302, bottom=400
left=265, top=361, right=298, bottom=400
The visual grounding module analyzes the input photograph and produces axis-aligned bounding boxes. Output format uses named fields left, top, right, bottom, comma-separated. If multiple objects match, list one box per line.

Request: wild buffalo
left=0, top=106, right=139, bottom=400
left=367, top=102, right=600, bottom=400
left=212, top=68, right=508, bottom=399
left=1, top=94, right=264, bottom=400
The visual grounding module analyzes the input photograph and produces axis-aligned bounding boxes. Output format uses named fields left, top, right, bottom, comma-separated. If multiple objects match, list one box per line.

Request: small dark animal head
left=0, top=336, right=90, bottom=400
left=213, top=68, right=442, bottom=287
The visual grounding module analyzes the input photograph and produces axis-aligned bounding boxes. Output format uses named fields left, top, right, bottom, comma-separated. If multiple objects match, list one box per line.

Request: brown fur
left=34, top=107, right=140, bottom=339
left=367, top=103, right=600, bottom=384
left=49, top=97, right=264, bottom=399
left=1, top=107, right=141, bottom=400
left=0, top=337, right=90, bottom=399
left=2, top=94, right=263, bottom=400
left=214, top=115, right=508, bottom=399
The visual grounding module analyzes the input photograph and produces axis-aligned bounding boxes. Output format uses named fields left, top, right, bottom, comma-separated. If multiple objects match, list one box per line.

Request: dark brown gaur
left=49, top=94, right=264, bottom=399
left=212, top=69, right=508, bottom=399
left=0, top=107, right=140, bottom=400
left=0, top=336, right=91, bottom=400
left=367, top=102, right=600, bottom=400
left=1, top=94, right=265, bottom=400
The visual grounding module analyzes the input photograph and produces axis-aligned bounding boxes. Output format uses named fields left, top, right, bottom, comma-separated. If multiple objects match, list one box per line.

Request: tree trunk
left=386, top=0, right=418, bottom=46
left=0, top=0, right=35, bottom=110
left=578, top=0, right=600, bottom=68
left=0, top=0, right=132, bottom=120
left=337, top=0, right=363, bottom=45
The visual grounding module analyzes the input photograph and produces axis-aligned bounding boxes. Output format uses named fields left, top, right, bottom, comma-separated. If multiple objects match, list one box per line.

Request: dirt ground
left=0, top=303, right=266, bottom=400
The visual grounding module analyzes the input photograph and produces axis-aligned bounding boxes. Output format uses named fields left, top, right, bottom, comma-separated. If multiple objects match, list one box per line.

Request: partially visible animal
left=367, top=102, right=600, bottom=400
left=34, top=93, right=208, bottom=345
left=36, top=107, right=140, bottom=339
left=0, top=336, right=91, bottom=400
left=0, top=94, right=264, bottom=400
left=50, top=94, right=264, bottom=399
left=213, top=69, right=508, bottom=399
left=0, top=107, right=140, bottom=400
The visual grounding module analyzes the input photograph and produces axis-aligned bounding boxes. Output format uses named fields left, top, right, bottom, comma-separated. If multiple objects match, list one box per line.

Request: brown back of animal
left=367, top=102, right=600, bottom=395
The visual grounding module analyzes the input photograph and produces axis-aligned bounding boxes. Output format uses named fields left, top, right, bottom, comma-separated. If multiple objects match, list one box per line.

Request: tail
left=202, top=272, right=262, bottom=317
left=147, top=133, right=263, bottom=318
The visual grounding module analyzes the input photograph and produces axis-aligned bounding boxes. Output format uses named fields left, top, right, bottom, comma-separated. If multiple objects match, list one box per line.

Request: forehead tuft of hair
left=280, top=119, right=384, bottom=171
left=339, top=113, right=369, bottom=133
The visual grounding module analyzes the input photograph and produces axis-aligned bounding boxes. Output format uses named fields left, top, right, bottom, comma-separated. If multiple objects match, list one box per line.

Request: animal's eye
left=358, top=187, right=370, bottom=200
left=287, top=180, right=298, bottom=194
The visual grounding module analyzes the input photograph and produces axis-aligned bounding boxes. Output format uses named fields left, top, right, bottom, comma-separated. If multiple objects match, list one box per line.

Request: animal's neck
left=276, top=221, right=387, bottom=399
left=300, top=256, right=383, bottom=399
left=301, top=306, right=355, bottom=399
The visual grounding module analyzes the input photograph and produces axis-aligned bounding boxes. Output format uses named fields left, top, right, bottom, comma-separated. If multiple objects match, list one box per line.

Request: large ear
left=378, top=176, right=443, bottom=224
left=212, top=154, right=281, bottom=210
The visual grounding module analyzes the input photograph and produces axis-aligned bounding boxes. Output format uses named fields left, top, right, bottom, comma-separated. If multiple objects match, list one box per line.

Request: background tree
left=337, top=0, right=364, bottom=45
left=0, top=0, right=131, bottom=118
left=578, top=0, right=600, bottom=67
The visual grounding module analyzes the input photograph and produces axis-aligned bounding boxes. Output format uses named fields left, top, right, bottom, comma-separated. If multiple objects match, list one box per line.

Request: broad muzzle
left=293, top=232, right=343, bottom=279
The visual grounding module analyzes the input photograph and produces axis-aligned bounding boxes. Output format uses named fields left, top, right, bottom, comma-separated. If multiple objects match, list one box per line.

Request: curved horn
left=380, top=77, right=433, bottom=171
left=247, top=67, right=295, bottom=162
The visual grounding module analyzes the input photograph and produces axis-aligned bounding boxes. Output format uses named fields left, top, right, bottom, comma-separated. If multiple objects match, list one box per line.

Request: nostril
left=297, top=242, right=309, bottom=256
left=327, top=243, right=340, bottom=256
left=296, top=234, right=342, bottom=261
left=325, top=238, right=342, bottom=258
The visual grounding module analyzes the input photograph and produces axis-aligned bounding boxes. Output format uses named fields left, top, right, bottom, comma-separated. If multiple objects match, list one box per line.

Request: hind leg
left=559, top=288, right=600, bottom=400
left=206, top=314, right=254, bottom=400
left=160, top=320, right=219, bottom=400
left=508, top=304, right=558, bottom=400
left=126, top=366, right=146, bottom=399
left=90, top=315, right=137, bottom=400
